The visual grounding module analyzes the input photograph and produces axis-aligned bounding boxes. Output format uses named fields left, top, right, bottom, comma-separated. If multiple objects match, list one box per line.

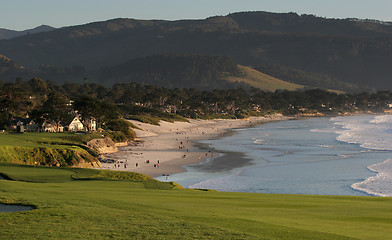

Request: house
left=42, top=121, right=54, bottom=132
left=9, top=113, right=96, bottom=133
left=10, top=116, right=38, bottom=132
left=10, top=117, right=26, bottom=130
left=25, top=119, right=38, bottom=132
left=83, top=117, right=97, bottom=132
left=68, top=115, right=85, bottom=132
left=42, top=120, right=63, bottom=132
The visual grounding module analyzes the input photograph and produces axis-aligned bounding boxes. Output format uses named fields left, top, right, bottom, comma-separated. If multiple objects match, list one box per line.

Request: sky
left=1, top=0, right=391, bottom=31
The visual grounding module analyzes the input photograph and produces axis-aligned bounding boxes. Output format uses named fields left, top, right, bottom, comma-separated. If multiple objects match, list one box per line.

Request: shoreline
left=98, top=115, right=291, bottom=178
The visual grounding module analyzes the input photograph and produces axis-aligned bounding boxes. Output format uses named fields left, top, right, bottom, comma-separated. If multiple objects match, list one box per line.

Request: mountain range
left=0, top=25, right=55, bottom=40
left=0, top=11, right=391, bottom=91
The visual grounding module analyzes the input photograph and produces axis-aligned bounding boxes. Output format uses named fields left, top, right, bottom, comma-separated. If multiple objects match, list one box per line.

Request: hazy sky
left=1, top=0, right=391, bottom=30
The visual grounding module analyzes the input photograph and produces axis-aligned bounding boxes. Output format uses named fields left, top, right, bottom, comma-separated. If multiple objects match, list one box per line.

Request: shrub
left=105, top=119, right=136, bottom=141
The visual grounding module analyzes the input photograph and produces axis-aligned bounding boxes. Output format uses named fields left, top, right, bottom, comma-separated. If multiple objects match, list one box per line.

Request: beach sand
left=99, top=115, right=289, bottom=178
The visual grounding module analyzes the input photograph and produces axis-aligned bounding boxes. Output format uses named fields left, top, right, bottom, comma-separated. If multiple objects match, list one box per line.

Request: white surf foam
left=253, top=139, right=264, bottom=144
left=310, top=127, right=337, bottom=134
left=188, top=169, right=248, bottom=191
left=333, top=115, right=392, bottom=196
left=369, top=115, right=392, bottom=124
left=333, top=115, right=392, bottom=151
left=351, top=159, right=392, bottom=197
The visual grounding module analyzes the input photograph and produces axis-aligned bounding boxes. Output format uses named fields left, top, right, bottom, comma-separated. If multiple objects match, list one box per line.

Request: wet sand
left=99, top=115, right=290, bottom=178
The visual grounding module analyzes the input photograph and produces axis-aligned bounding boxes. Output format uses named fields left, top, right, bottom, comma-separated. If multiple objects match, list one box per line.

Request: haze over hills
left=0, top=25, right=55, bottom=40
left=0, top=11, right=391, bottom=91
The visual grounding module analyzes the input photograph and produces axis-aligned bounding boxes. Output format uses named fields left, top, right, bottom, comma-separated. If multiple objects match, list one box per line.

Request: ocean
left=157, top=115, right=392, bottom=196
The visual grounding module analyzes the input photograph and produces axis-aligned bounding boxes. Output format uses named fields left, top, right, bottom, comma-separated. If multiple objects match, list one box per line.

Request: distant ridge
left=0, top=25, right=55, bottom=40
left=0, top=11, right=391, bottom=91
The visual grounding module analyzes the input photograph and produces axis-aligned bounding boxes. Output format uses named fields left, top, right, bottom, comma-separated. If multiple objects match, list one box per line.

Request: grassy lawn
left=0, top=132, right=103, bottom=166
left=1, top=164, right=391, bottom=239
left=227, top=65, right=304, bottom=92
left=0, top=132, right=103, bottom=149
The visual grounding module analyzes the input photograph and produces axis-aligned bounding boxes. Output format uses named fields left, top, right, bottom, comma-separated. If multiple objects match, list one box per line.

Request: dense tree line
left=2, top=79, right=392, bottom=132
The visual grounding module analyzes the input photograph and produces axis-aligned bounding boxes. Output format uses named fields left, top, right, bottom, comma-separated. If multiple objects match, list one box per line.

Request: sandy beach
left=99, top=115, right=289, bottom=178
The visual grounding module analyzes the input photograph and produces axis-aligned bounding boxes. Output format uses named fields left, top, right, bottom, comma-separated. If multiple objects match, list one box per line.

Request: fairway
left=0, top=132, right=103, bottom=148
left=1, top=164, right=392, bottom=239
left=0, top=132, right=103, bottom=167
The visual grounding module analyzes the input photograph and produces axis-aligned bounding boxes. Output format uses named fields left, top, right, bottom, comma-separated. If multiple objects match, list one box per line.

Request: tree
left=73, top=95, right=119, bottom=125
left=39, top=91, right=72, bottom=131
left=28, top=77, right=48, bottom=93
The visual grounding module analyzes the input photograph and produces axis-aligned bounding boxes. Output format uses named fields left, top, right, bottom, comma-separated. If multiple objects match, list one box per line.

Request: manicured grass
left=0, top=132, right=102, bottom=166
left=0, top=132, right=71, bottom=148
left=1, top=164, right=392, bottom=239
left=0, top=132, right=103, bottom=148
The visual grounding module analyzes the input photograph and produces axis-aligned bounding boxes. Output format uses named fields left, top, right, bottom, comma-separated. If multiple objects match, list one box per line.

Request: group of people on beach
left=143, top=159, right=160, bottom=168
left=112, top=160, right=128, bottom=169
left=102, top=123, right=226, bottom=175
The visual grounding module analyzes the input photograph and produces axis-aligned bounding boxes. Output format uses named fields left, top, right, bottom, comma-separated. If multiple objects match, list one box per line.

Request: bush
left=126, top=115, right=161, bottom=125
left=105, top=119, right=136, bottom=140
left=104, top=131, right=128, bottom=143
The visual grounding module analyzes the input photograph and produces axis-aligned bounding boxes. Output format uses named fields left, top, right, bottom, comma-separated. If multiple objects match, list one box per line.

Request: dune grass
left=1, top=164, right=392, bottom=239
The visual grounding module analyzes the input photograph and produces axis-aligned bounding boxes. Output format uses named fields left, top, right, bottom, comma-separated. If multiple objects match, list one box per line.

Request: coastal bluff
left=87, top=137, right=123, bottom=154
left=87, top=137, right=118, bottom=154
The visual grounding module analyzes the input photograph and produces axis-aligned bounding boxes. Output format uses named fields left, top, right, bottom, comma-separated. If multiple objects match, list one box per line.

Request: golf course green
left=1, top=163, right=391, bottom=239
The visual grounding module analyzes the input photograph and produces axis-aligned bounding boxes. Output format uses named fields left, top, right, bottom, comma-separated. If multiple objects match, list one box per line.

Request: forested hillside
left=0, top=11, right=391, bottom=90
left=98, top=54, right=243, bottom=89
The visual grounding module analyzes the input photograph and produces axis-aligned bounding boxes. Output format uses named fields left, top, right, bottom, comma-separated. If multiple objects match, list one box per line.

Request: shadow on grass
left=0, top=163, right=182, bottom=190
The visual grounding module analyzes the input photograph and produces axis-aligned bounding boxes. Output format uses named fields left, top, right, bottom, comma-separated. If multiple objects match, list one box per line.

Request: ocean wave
left=369, top=115, right=392, bottom=124
left=310, top=127, right=337, bottom=133
left=338, top=153, right=353, bottom=158
left=351, top=159, right=392, bottom=197
left=333, top=115, right=392, bottom=151
left=317, top=144, right=338, bottom=149
left=189, top=176, right=235, bottom=191
left=189, top=169, right=249, bottom=191
left=172, top=115, right=392, bottom=196
left=253, top=139, right=264, bottom=144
